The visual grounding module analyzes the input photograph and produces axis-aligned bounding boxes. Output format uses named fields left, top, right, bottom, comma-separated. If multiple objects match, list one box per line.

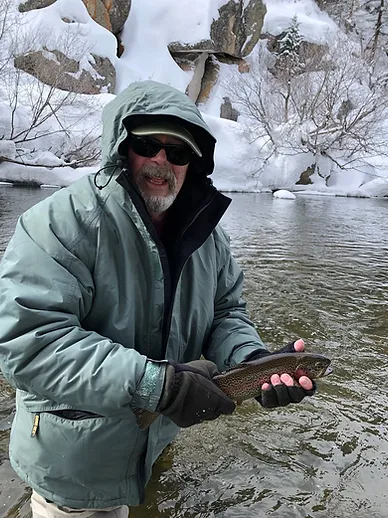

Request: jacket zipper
left=31, top=414, right=40, bottom=437
left=161, top=193, right=218, bottom=352
left=115, top=171, right=225, bottom=355
left=115, top=170, right=229, bottom=500
left=173, top=191, right=217, bottom=253
left=115, top=170, right=172, bottom=355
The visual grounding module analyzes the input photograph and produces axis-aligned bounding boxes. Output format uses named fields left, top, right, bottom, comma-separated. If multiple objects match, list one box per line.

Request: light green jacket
left=0, top=80, right=265, bottom=508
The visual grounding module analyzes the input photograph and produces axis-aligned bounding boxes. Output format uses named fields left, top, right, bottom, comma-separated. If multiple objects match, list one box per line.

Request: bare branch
left=0, top=154, right=98, bottom=168
left=0, top=6, right=102, bottom=169
left=226, top=32, right=388, bottom=180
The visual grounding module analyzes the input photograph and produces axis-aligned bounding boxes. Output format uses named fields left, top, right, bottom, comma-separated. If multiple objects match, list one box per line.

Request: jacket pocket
left=45, top=409, right=103, bottom=420
left=10, top=400, right=147, bottom=503
left=29, top=409, right=104, bottom=436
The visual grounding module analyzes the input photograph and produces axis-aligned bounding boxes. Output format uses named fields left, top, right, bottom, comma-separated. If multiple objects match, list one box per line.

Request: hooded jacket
left=0, top=80, right=265, bottom=508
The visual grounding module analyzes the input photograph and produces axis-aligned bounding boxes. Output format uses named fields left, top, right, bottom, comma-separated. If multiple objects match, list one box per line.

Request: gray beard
left=143, top=193, right=177, bottom=214
left=135, top=164, right=178, bottom=214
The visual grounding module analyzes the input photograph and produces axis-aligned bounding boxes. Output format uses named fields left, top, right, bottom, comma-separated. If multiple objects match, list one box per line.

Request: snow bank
left=0, top=162, right=95, bottom=187
left=273, top=189, right=296, bottom=199
left=1, top=0, right=387, bottom=197
left=263, top=0, right=338, bottom=43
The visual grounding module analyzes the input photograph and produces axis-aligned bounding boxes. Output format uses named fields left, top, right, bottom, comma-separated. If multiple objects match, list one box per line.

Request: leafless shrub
left=0, top=2, right=102, bottom=168
left=228, top=36, right=388, bottom=177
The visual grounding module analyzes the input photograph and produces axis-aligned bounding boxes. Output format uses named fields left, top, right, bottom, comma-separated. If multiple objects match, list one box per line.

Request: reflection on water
left=0, top=187, right=50, bottom=257
left=0, top=188, right=387, bottom=517
left=0, top=186, right=56, bottom=518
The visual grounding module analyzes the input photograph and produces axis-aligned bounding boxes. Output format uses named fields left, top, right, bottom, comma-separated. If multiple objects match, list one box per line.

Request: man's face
left=128, top=134, right=190, bottom=216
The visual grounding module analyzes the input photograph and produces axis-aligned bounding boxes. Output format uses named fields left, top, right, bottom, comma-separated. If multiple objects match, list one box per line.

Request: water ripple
left=1, top=189, right=388, bottom=517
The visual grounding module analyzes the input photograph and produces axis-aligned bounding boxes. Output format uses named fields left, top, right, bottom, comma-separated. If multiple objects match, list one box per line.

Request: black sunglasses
left=129, top=134, right=194, bottom=166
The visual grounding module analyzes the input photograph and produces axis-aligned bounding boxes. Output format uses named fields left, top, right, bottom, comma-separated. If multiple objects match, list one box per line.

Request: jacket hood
left=101, top=80, right=217, bottom=177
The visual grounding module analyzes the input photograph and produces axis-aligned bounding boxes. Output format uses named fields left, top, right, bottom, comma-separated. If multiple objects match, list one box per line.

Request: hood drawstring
left=93, top=160, right=125, bottom=190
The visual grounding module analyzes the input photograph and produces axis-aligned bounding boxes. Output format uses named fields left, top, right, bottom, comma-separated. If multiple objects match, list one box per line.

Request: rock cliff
left=15, top=0, right=266, bottom=118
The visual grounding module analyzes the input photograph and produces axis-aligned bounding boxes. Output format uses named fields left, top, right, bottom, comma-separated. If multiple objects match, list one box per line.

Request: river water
left=0, top=186, right=387, bottom=518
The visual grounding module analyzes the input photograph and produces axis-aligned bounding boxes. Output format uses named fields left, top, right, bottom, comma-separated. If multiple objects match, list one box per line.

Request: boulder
left=273, top=189, right=296, bottom=200
left=220, top=96, right=239, bottom=121
left=14, top=49, right=116, bottom=94
left=210, top=0, right=266, bottom=57
left=18, top=0, right=55, bottom=10
left=18, top=0, right=131, bottom=35
left=174, top=53, right=209, bottom=102
left=17, top=1, right=122, bottom=94
left=169, top=0, right=266, bottom=58
left=238, top=59, right=250, bottom=73
left=196, top=56, right=220, bottom=106
left=296, top=166, right=314, bottom=185
left=102, top=0, right=131, bottom=35
left=83, top=0, right=112, bottom=31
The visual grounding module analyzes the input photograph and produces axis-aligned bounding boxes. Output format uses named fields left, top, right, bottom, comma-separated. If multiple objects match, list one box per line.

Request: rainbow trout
left=134, top=352, right=332, bottom=429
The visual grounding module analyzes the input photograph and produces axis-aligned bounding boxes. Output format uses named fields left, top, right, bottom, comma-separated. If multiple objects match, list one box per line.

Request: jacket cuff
left=229, top=344, right=268, bottom=366
left=132, top=360, right=167, bottom=412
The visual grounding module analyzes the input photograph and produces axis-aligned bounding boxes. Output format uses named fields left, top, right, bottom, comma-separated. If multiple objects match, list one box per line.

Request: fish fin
left=133, top=408, right=159, bottom=430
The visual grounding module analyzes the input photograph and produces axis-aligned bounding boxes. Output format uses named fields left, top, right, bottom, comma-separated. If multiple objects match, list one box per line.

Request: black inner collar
left=115, top=167, right=230, bottom=260
left=115, top=166, right=231, bottom=355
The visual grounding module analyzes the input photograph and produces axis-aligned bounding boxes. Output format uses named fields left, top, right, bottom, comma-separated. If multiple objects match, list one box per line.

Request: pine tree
left=277, top=15, right=303, bottom=60
left=275, top=15, right=304, bottom=121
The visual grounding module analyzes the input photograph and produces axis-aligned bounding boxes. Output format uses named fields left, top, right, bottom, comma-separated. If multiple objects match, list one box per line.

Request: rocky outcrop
left=211, top=0, right=266, bottom=57
left=174, top=53, right=209, bottom=102
left=83, top=0, right=112, bottom=31
left=220, top=96, right=239, bottom=121
left=169, top=0, right=266, bottom=58
left=186, top=53, right=248, bottom=117
left=14, top=49, right=116, bottom=94
left=18, top=0, right=55, bottom=10
left=82, top=0, right=131, bottom=34
left=264, top=32, right=327, bottom=77
left=195, top=56, right=220, bottom=106
left=16, top=1, right=125, bottom=94
left=102, top=0, right=131, bottom=35
left=170, top=0, right=265, bottom=115
left=18, top=0, right=131, bottom=35
left=296, top=166, right=314, bottom=185
left=16, top=0, right=264, bottom=107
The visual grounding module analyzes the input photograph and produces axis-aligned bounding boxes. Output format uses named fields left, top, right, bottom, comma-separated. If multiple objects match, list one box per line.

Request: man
left=0, top=80, right=315, bottom=517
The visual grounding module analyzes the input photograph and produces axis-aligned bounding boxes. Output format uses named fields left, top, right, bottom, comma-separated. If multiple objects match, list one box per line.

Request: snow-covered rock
left=1, top=0, right=388, bottom=196
left=0, top=140, right=16, bottom=160
left=273, top=189, right=296, bottom=199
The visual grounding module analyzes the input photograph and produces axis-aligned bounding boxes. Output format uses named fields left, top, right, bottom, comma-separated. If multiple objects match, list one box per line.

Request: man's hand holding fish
left=240, top=338, right=319, bottom=408
left=135, top=339, right=331, bottom=429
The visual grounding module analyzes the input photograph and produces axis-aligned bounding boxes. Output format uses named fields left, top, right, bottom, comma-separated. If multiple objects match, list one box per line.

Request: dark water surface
left=0, top=187, right=387, bottom=518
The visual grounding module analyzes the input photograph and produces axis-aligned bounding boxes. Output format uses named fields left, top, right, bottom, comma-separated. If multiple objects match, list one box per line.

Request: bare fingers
left=261, top=373, right=313, bottom=391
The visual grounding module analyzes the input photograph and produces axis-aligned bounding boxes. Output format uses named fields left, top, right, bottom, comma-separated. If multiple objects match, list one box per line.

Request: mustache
left=138, top=164, right=177, bottom=191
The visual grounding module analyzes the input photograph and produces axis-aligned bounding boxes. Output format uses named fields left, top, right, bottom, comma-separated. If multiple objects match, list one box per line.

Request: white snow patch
left=0, top=0, right=387, bottom=197
left=262, top=0, right=338, bottom=43
left=0, top=140, right=16, bottom=160
left=273, top=189, right=296, bottom=199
